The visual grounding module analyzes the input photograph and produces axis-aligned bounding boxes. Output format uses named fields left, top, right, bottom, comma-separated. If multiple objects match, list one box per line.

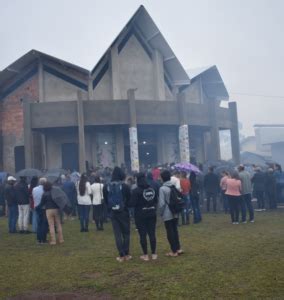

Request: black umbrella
left=16, top=169, right=42, bottom=181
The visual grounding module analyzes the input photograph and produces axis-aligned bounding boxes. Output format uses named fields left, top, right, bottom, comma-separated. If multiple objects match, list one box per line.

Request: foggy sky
left=1, top=0, right=283, bottom=137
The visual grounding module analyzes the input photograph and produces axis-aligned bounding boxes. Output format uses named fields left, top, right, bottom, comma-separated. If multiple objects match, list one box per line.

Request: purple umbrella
left=174, top=163, right=201, bottom=173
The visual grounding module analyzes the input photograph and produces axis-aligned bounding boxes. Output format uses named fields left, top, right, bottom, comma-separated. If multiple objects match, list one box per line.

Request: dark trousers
left=8, top=204, right=18, bottom=233
left=240, top=194, right=254, bottom=221
left=227, top=195, right=241, bottom=223
left=255, top=191, right=265, bottom=209
left=191, top=195, right=202, bottom=223
left=181, top=195, right=190, bottom=225
left=221, top=191, right=229, bottom=213
left=164, top=218, right=181, bottom=253
left=111, top=211, right=130, bottom=257
left=37, top=210, right=49, bottom=242
left=267, top=191, right=277, bottom=209
left=93, top=204, right=104, bottom=229
left=136, top=216, right=157, bottom=255
left=78, top=205, right=91, bottom=230
left=206, top=192, right=217, bottom=212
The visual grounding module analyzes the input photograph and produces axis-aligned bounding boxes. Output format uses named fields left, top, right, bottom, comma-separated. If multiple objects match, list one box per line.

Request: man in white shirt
left=171, top=171, right=181, bottom=191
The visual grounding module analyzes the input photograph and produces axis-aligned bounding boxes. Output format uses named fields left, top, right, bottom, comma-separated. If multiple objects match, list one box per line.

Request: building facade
left=0, top=6, right=240, bottom=174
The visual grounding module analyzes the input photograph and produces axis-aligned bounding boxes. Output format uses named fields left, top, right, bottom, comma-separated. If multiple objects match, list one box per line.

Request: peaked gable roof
left=91, top=5, right=190, bottom=87
left=187, top=65, right=229, bottom=101
left=0, top=50, right=89, bottom=91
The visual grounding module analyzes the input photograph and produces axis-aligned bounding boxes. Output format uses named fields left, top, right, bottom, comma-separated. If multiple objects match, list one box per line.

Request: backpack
left=168, top=185, right=185, bottom=214
left=107, top=182, right=124, bottom=211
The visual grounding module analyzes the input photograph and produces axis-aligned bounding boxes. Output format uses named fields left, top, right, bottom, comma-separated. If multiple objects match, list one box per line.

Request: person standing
left=204, top=167, right=219, bottom=212
left=62, top=174, right=77, bottom=219
left=251, top=167, right=266, bottom=210
left=180, top=171, right=191, bottom=225
left=29, top=176, right=39, bottom=233
left=77, top=174, right=92, bottom=232
left=103, top=167, right=131, bottom=262
left=131, top=173, right=158, bottom=261
left=37, top=181, right=64, bottom=245
left=225, top=172, right=242, bottom=224
left=266, top=168, right=277, bottom=209
left=220, top=171, right=230, bottom=213
left=90, top=176, right=104, bottom=231
left=159, top=170, right=183, bottom=257
left=33, top=177, right=48, bottom=243
left=189, top=172, right=202, bottom=224
left=238, top=165, right=254, bottom=223
left=15, top=176, right=30, bottom=233
left=4, top=176, right=18, bottom=233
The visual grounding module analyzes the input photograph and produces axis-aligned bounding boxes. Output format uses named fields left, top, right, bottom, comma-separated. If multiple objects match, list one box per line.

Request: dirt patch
left=8, top=291, right=112, bottom=300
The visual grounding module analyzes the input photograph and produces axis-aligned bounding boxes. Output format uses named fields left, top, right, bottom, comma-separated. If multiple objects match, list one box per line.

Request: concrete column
left=229, top=102, right=240, bottom=164
left=91, top=130, right=98, bottom=167
left=41, top=133, right=47, bottom=170
left=110, top=46, right=121, bottom=99
left=77, top=90, right=86, bottom=173
left=207, top=99, right=221, bottom=161
left=177, top=93, right=190, bottom=163
left=115, top=127, right=124, bottom=167
left=153, top=49, right=165, bottom=100
left=88, top=76, right=94, bottom=100
left=23, top=98, right=33, bottom=168
left=157, top=127, right=166, bottom=164
left=38, top=61, right=45, bottom=102
left=128, top=89, right=139, bottom=172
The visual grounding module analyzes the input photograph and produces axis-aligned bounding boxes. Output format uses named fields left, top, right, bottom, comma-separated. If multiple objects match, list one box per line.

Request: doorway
left=14, top=146, right=25, bottom=172
left=61, top=143, right=79, bottom=171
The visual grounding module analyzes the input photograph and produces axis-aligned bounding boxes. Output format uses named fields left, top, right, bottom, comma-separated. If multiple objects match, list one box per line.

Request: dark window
left=14, top=146, right=25, bottom=172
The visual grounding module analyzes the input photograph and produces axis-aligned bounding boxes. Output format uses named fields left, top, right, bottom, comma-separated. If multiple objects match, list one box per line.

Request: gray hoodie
left=239, top=170, right=252, bottom=195
left=159, top=181, right=177, bottom=222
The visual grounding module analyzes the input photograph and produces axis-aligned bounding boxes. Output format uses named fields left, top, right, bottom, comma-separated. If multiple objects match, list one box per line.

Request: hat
left=7, top=176, right=16, bottom=181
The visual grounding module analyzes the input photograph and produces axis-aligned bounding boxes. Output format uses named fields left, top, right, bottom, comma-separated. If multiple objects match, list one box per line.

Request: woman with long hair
left=225, top=171, right=242, bottom=224
left=91, top=176, right=104, bottom=231
left=77, top=173, right=92, bottom=232
left=37, top=181, right=64, bottom=245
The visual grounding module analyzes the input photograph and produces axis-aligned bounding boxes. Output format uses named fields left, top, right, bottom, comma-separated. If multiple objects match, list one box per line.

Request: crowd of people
left=0, top=162, right=282, bottom=262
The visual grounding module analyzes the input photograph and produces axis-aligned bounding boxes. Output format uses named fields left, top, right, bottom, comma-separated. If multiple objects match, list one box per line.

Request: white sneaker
left=152, top=254, right=158, bottom=260
left=250, top=220, right=255, bottom=223
left=140, top=255, right=149, bottom=261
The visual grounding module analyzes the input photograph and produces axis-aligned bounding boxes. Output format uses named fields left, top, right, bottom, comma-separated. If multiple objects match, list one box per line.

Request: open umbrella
left=44, top=169, right=66, bottom=184
left=16, top=169, right=42, bottom=183
left=174, top=163, right=201, bottom=173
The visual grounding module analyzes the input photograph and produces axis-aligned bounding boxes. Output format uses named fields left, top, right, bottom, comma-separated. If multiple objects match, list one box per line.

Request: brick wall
left=0, top=75, right=39, bottom=173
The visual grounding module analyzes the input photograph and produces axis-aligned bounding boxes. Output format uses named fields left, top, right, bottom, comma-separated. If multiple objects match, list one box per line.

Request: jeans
left=8, top=204, right=18, bottom=233
left=18, top=204, right=30, bottom=231
left=93, top=204, right=104, bottom=230
left=255, top=191, right=265, bottom=209
left=37, top=209, right=49, bottom=242
left=221, top=191, right=229, bottom=213
left=240, top=194, right=254, bottom=221
left=111, top=211, right=130, bottom=257
left=78, top=205, right=91, bottom=230
left=164, top=218, right=181, bottom=253
left=32, top=209, right=38, bottom=232
left=46, top=209, right=64, bottom=244
left=206, top=192, right=217, bottom=212
left=136, top=216, right=157, bottom=255
left=227, top=195, right=241, bottom=223
left=191, top=195, right=202, bottom=223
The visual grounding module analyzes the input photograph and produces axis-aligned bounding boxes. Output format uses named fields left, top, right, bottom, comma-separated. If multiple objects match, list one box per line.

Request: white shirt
left=171, top=176, right=181, bottom=191
left=32, top=185, right=44, bottom=207
left=77, top=182, right=92, bottom=205
left=90, top=183, right=104, bottom=205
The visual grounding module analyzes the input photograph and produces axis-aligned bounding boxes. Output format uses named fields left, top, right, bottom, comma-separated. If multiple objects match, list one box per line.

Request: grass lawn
left=0, top=210, right=283, bottom=299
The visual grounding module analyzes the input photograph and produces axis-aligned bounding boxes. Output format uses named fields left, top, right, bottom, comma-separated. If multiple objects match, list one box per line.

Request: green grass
left=0, top=211, right=283, bottom=299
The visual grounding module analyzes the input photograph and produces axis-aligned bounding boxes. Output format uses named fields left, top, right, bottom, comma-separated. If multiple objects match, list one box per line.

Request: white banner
left=179, top=124, right=190, bottom=163
left=129, top=127, right=139, bottom=172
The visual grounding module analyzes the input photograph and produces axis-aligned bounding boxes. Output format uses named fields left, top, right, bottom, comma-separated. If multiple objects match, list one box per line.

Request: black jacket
left=203, top=173, right=219, bottom=194
left=4, top=184, right=18, bottom=206
left=38, top=191, right=59, bottom=210
left=252, top=172, right=266, bottom=192
left=15, top=181, right=29, bottom=205
left=130, top=184, right=158, bottom=219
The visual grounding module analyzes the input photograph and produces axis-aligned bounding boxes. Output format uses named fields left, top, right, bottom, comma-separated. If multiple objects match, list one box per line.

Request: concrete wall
left=271, top=142, right=284, bottom=168
left=165, top=83, right=174, bottom=101
left=163, top=128, right=179, bottom=163
left=43, top=72, right=88, bottom=102
left=95, top=130, right=116, bottom=168
left=93, top=69, right=112, bottom=100
left=183, top=79, right=201, bottom=104
left=119, top=35, right=155, bottom=100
